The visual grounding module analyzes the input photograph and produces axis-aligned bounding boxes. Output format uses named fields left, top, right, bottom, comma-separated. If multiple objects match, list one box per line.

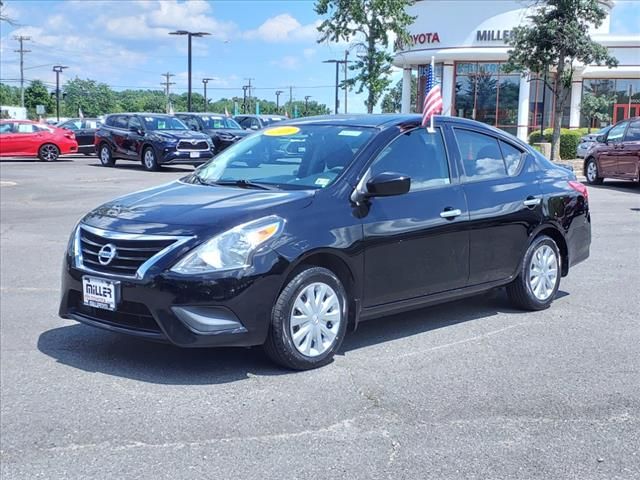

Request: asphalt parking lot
left=1, top=155, right=639, bottom=479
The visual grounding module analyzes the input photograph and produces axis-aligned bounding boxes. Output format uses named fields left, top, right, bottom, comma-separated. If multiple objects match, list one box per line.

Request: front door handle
left=440, top=208, right=462, bottom=219
left=523, top=196, right=541, bottom=207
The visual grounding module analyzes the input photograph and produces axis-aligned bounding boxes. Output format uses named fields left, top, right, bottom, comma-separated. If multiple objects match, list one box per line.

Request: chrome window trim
left=74, top=224, right=194, bottom=280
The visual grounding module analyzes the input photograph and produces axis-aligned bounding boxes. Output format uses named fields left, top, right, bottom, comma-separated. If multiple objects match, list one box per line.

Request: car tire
left=585, top=157, right=603, bottom=185
left=507, top=235, right=561, bottom=311
left=38, top=143, right=60, bottom=162
left=141, top=146, right=160, bottom=171
left=264, top=267, right=348, bottom=370
left=99, top=144, right=115, bottom=167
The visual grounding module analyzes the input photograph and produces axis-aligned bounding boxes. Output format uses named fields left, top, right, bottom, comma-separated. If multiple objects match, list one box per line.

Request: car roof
left=174, top=112, right=229, bottom=117
left=0, top=119, right=36, bottom=123
left=279, top=114, right=504, bottom=130
left=105, top=113, right=173, bottom=117
left=235, top=114, right=286, bottom=119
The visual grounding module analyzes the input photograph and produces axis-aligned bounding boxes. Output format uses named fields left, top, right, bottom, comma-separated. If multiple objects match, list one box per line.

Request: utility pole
left=202, top=77, right=215, bottom=111
left=242, top=85, right=249, bottom=113
left=323, top=59, right=346, bottom=114
left=289, top=86, right=293, bottom=115
left=275, top=90, right=283, bottom=113
left=244, top=78, right=254, bottom=113
left=52, top=65, right=68, bottom=122
left=161, top=72, right=175, bottom=114
left=14, top=35, right=31, bottom=108
left=304, top=95, right=312, bottom=116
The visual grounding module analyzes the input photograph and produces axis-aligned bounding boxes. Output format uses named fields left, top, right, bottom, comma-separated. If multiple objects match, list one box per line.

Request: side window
left=84, top=120, right=98, bottom=129
left=61, top=121, right=79, bottom=131
left=0, top=123, right=14, bottom=134
left=128, top=116, right=142, bottom=130
left=237, top=117, right=249, bottom=128
left=113, top=116, right=128, bottom=129
left=183, top=116, right=200, bottom=130
left=607, top=122, right=627, bottom=143
left=454, top=129, right=507, bottom=181
left=251, top=118, right=261, bottom=129
left=369, top=128, right=450, bottom=192
left=499, top=140, right=524, bottom=176
left=624, top=121, right=640, bottom=142
left=16, top=123, right=36, bottom=134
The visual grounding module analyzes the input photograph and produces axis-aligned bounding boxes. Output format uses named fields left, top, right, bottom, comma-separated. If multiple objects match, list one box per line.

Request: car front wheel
left=585, top=158, right=603, bottom=185
left=142, top=146, right=160, bottom=171
left=507, top=235, right=561, bottom=311
left=99, top=144, right=115, bottom=167
left=38, top=143, right=60, bottom=162
left=264, top=267, right=348, bottom=370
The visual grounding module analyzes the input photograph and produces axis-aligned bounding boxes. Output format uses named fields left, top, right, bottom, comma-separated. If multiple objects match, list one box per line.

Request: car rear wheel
left=38, top=143, right=60, bottom=162
left=142, top=146, right=160, bottom=171
left=507, top=235, right=561, bottom=311
left=264, top=267, right=348, bottom=370
left=585, top=158, right=603, bottom=185
left=99, top=144, right=115, bottom=167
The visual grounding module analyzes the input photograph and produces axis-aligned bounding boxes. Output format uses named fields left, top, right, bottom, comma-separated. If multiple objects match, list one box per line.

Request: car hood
left=149, top=130, right=209, bottom=141
left=82, top=180, right=314, bottom=236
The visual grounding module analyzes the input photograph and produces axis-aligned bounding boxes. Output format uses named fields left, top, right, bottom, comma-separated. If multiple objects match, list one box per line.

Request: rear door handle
left=523, top=196, right=541, bottom=207
left=440, top=208, right=462, bottom=219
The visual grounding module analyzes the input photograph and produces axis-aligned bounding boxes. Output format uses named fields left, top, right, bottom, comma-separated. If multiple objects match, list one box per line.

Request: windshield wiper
left=212, top=179, right=275, bottom=190
left=188, top=172, right=211, bottom=185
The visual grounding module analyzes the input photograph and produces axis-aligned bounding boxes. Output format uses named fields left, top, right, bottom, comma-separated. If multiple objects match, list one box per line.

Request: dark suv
left=95, top=113, right=214, bottom=171
left=584, top=117, right=640, bottom=184
left=174, top=113, right=250, bottom=154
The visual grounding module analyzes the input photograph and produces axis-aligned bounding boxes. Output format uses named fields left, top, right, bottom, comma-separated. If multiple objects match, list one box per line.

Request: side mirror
left=130, top=126, right=144, bottom=135
left=365, top=172, right=411, bottom=198
left=596, top=134, right=606, bottom=143
left=250, top=125, right=259, bottom=130
left=189, top=125, right=199, bottom=131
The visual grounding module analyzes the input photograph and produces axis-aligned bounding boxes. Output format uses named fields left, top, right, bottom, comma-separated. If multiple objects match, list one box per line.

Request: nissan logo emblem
left=98, top=243, right=117, bottom=266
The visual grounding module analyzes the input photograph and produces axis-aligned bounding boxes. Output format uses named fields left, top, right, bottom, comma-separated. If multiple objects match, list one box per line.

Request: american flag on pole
left=421, top=57, right=443, bottom=128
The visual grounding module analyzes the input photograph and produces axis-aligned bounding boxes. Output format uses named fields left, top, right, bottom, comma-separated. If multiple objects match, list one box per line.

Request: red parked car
left=0, top=120, right=78, bottom=161
left=584, top=117, right=640, bottom=185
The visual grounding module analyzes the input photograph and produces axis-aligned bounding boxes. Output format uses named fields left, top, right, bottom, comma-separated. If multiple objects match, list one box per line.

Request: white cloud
left=303, top=48, right=316, bottom=59
left=271, top=55, right=300, bottom=70
left=244, top=14, right=319, bottom=43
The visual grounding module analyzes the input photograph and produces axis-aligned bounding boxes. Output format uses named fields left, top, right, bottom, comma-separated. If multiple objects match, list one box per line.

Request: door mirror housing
left=596, top=134, right=606, bottom=143
left=250, top=125, right=259, bottom=130
left=365, top=172, right=411, bottom=198
left=129, top=126, right=144, bottom=135
left=189, top=125, right=199, bottom=131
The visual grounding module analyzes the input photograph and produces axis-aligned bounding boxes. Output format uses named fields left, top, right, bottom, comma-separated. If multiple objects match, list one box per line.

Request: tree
left=63, top=78, right=116, bottom=117
left=0, top=0, right=17, bottom=25
left=315, top=0, right=415, bottom=113
left=580, top=92, right=613, bottom=132
left=24, top=80, right=54, bottom=117
left=0, top=83, right=21, bottom=106
left=504, top=0, right=618, bottom=160
left=381, top=76, right=417, bottom=113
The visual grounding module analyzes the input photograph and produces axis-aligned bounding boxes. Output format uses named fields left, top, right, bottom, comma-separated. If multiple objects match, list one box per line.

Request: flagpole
left=429, top=56, right=435, bottom=132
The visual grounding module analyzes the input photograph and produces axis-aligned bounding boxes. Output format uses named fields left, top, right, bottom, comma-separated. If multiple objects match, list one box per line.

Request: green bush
left=528, top=128, right=589, bottom=160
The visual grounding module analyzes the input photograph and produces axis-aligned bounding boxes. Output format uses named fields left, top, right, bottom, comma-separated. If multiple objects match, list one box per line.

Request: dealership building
left=393, top=0, right=640, bottom=141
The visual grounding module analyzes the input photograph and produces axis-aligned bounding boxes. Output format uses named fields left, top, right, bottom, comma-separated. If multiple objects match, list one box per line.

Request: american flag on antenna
left=421, top=57, right=443, bottom=128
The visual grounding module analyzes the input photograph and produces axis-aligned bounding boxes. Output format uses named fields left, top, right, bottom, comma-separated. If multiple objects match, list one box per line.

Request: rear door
left=12, top=123, right=41, bottom=155
left=110, top=115, right=130, bottom=158
left=453, top=127, right=544, bottom=285
left=618, top=120, right=640, bottom=179
left=126, top=115, right=145, bottom=159
left=361, top=126, right=469, bottom=307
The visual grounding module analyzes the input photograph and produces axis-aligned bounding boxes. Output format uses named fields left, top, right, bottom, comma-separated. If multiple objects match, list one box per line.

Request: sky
left=0, top=0, right=639, bottom=114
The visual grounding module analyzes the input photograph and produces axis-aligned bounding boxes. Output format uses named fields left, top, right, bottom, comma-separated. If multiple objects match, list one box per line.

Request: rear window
left=454, top=128, right=525, bottom=180
left=140, top=116, right=187, bottom=130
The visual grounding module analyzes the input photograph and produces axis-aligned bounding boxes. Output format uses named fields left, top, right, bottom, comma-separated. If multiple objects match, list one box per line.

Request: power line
left=14, top=35, right=31, bottom=108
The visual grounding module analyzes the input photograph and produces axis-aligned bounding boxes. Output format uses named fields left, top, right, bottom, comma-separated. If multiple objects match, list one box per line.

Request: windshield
left=191, top=125, right=374, bottom=190
left=201, top=116, right=242, bottom=130
left=141, top=116, right=187, bottom=130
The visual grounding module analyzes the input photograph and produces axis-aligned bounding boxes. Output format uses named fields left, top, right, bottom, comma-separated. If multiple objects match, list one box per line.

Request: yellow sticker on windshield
left=264, top=126, right=300, bottom=136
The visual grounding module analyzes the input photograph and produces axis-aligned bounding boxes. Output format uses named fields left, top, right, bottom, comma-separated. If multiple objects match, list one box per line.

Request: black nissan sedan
left=60, top=115, right=591, bottom=370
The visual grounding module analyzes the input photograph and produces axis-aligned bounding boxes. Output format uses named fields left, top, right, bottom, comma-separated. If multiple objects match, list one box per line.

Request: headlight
left=170, top=216, right=284, bottom=274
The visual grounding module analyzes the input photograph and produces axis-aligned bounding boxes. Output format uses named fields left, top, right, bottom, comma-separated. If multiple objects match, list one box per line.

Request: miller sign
left=395, top=32, right=440, bottom=51
left=476, top=29, right=514, bottom=43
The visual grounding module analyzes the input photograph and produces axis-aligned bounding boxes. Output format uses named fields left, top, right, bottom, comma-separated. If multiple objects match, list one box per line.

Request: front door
left=619, top=120, right=640, bottom=178
left=613, top=104, right=640, bottom=124
left=361, top=127, right=469, bottom=307
left=0, top=122, right=18, bottom=155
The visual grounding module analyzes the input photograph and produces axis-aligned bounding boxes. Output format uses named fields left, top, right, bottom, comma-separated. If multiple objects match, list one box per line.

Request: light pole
left=323, top=59, right=346, bottom=114
left=169, top=30, right=210, bottom=111
left=304, top=95, right=312, bottom=116
left=52, top=65, right=68, bottom=122
left=275, top=90, right=284, bottom=113
left=202, top=77, right=215, bottom=111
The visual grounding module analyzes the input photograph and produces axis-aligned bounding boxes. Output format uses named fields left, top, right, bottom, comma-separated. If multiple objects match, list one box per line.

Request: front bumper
left=59, top=252, right=287, bottom=347
left=159, top=148, right=214, bottom=165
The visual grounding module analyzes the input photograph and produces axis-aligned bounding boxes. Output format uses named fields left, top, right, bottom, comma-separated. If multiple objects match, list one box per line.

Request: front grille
left=177, top=140, right=210, bottom=151
left=79, top=227, right=176, bottom=277
left=68, top=290, right=161, bottom=333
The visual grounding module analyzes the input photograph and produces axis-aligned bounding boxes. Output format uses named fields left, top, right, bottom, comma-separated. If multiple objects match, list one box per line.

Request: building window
left=581, top=78, right=640, bottom=128
left=453, top=62, right=520, bottom=136
left=416, top=63, right=443, bottom=113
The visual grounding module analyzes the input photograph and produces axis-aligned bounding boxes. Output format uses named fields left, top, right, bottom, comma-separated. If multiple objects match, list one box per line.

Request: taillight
left=568, top=180, right=588, bottom=201
left=65, top=132, right=75, bottom=139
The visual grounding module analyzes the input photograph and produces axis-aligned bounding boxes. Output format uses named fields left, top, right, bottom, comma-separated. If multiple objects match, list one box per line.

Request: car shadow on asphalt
left=37, top=288, right=569, bottom=384
left=585, top=180, right=639, bottom=194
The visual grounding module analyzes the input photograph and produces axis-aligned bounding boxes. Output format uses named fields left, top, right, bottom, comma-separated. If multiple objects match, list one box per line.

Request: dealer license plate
left=189, top=151, right=200, bottom=158
left=82, top=276, right=119, bottom=311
